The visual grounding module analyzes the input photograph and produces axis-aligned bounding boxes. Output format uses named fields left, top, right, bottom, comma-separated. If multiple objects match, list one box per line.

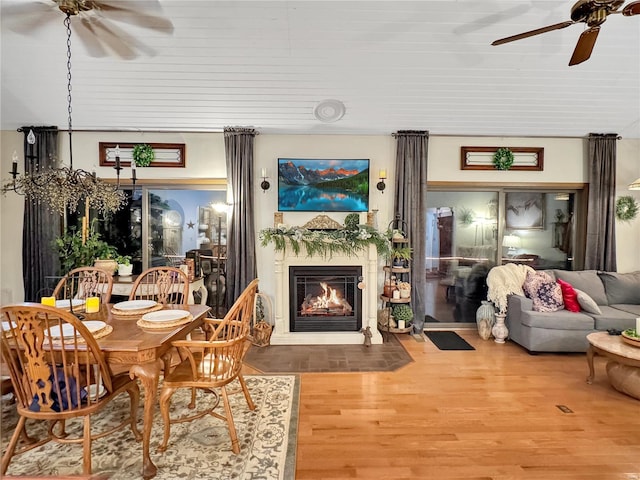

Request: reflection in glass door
left=424, top=189, right=578, bottom=329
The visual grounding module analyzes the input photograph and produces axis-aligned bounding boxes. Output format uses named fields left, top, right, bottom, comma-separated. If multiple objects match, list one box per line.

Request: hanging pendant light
left=1, top=13, right=125, bottom=216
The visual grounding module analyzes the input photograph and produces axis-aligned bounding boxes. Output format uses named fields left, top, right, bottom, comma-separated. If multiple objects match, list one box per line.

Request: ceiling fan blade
left=568, top=26, right=600, bottom=65
left=91, top=0, right=174, bottom=33
left=622, top=0, right=640, bottom=15
left=492, top=21, right=575, bottom=46
left=88, top=16, right=155, bottom=59
left=75, top=17, right=108, bottom=57
left=2, top=1, right=58, bottom=34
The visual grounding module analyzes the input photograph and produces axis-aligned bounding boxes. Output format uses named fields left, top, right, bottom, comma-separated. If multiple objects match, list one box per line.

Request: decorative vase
left=492, top=313, right=509, bottom=344
left=476, top=301, right=495, bottom=341
left=94, top=259, right=118, bottom=275
left=400, top=289, right=410, bottom=299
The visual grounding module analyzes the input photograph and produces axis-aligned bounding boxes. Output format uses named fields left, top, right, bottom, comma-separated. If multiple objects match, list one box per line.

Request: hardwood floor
left=249, top=331, right=640, bottom=480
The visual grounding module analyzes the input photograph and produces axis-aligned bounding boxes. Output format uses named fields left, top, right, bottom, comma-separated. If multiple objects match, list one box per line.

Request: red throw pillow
left=557, top=278, right=580, bottom=312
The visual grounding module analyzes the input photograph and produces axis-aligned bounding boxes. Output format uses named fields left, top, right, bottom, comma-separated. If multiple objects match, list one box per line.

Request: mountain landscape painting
left=277, top=158, right=369, bottom=212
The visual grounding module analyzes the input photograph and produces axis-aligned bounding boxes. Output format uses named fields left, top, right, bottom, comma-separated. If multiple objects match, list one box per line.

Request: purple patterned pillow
left=523, top=271, right=564, bottom=312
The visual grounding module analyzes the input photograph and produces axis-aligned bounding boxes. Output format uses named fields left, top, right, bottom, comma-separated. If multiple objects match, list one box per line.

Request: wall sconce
left=113, top=144, right=123, bottom=187
left=376, top=169, right=387, bottom=193
left=260, top=168, right=270, bottom=192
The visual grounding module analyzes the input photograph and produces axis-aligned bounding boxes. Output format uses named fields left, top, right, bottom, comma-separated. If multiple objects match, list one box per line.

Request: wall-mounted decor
left=99, top=143, right=186, bottom=168
left=461, top=147, right=544, bottom=171
left=277, top=158, right=369, bottom=212
left=615, top=195, right=639, bottom=222
left=505, top=192, right=545, bottom=230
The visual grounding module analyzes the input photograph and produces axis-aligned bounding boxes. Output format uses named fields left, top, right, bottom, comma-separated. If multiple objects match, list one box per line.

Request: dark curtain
left=585, top=133, right=617, bottom=271
left=21, top=126, right=60, bottom=301
left=223, top=127, right=258, bottom=305
left=393, top=130, right=429, bottom=334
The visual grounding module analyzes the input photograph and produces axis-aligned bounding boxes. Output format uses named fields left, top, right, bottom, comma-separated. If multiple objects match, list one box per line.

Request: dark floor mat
left=425, top=315, right=440, bottom=322
left=425, top=331, right=475, bottom=350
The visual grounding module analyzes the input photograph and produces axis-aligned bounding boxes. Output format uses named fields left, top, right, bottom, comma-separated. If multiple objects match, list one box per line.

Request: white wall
left=2, top=130, right=639, bottom=305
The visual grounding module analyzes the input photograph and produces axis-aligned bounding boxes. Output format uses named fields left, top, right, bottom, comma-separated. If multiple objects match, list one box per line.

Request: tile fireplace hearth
left=271, top=245, right=383, bottom=345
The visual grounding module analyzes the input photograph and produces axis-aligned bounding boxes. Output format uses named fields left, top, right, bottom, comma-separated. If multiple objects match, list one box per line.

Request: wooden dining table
left=81, top=302, right=211, bottom=479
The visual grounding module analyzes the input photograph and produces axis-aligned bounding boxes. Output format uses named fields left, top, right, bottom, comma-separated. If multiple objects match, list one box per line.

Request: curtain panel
left=223, top=127, right=258, bottom=306
left=585, top=133, right=617, bottom=271
left=393, top=130, right=429, bottom=334
left=21, top=126, right=60, bottom=301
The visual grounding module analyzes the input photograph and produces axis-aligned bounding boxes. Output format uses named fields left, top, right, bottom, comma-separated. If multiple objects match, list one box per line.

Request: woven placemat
left=136, top=313, right=193, bottom=330
left=47, top=325, right=114, bottom=345
left=111, top=303, right=163, bottom=317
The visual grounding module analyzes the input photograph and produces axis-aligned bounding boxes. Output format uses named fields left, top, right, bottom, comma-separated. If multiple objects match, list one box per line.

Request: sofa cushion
left=523, top=271, right=564, bottom=312
left=557, top=279, right=580, bottom=312
left=611, top=304, right=640, bottom=316
left=598, top=271, right=640, bottom=305
left=520, top=310, right=594, bottom=331
left=553, top=270, right=608, bottom=305
left=574, top=288, right=602, bottom=315
left=589, top=306, right=638, bottom=331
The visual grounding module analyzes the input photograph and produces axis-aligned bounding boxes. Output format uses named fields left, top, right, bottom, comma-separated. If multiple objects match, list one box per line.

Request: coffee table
left=586, top=332, right=640, bottom=400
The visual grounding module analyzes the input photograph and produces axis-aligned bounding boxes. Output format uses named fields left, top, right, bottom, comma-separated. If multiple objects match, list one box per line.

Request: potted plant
left=392, top=304, right=414, bottom=329
left=53, top=227, right=118, bottom=275
left=389, top=246, right=412, bottom=268
left=397, top=281, right=411, bottom=298
left=116, top=255, right=133, bottom=276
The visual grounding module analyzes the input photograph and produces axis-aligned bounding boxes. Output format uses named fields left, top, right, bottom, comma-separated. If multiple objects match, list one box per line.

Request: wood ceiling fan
left=492, top=0, right=640, bottom=65
left=2, top=0, right=174, bottom=59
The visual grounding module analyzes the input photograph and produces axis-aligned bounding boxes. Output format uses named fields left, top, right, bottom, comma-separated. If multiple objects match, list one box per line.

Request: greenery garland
left=493, top=147, right=515, bottom=170
left=615, top=195, right=639, bottom=221
left=260, top=223, right=389, bottom=258
left=132, top=143, right=155, bottom=167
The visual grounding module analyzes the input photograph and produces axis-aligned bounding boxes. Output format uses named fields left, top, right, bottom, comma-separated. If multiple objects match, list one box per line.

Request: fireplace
left=289, top=266, right=362, bottom=332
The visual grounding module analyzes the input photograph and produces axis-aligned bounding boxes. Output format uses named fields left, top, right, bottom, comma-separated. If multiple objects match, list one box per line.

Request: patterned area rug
left=1, top=375, right=299, bottom=479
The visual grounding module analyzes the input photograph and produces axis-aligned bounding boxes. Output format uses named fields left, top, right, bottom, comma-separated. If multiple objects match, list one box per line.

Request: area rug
left=1, top=375, right=299, bottom=480
left=245, top=333, right=413, bottom=373
left=425, top=331, right=475, bottom=351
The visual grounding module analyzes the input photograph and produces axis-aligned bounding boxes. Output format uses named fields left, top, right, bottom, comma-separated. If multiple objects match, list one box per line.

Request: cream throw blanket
left=486, top=263, right=535, bottom=314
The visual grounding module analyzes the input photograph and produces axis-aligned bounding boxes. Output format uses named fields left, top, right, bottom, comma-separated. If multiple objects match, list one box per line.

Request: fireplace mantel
left=271, top=244, right=383, bottom=345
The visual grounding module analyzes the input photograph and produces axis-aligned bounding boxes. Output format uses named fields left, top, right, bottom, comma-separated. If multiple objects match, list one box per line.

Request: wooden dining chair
left=157, top=279, right=259, bottom=454
left=53, top=267, right=114, bottom=304
left=129, top=266, right=189, bottom=305
left=0, top=303, right=141, bottom=477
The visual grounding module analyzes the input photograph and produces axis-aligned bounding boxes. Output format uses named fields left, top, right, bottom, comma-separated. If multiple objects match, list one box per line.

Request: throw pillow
left=598, top=271, right=640, bottom=305
left=574, top=288, right=602, bottom=315
left=523, top=271, right=564, bottom=312
left=557, top=279, right=580, bottom=312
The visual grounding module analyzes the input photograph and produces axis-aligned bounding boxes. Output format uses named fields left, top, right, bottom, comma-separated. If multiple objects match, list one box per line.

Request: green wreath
left=615, top=195, right=639, bottom=221
left=493, top=147, right=514, bottom=170
left=132, top=143, right=155, bottom=167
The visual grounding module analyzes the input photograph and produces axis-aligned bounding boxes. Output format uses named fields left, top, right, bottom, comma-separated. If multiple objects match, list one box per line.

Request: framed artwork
left=461, top=147, right=544, bottom=171
left=277, top=158, right=369, bottom=212
left=505, top=192, right=545, bottom=230
left=99, top=142, right=186, bottom=168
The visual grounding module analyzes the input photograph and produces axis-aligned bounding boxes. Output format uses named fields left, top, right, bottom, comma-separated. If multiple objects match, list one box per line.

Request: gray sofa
left=506, top=270, right=640, bottom=353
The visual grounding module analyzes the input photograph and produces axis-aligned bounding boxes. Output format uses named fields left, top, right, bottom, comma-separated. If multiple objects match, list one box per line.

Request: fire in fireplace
left=289, top=266, right=362, bottom=332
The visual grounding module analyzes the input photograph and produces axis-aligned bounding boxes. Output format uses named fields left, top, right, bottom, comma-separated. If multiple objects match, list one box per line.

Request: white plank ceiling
left=1, top=0, right=639, bottom=138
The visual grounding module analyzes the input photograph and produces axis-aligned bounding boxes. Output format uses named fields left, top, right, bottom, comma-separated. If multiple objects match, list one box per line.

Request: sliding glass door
left=425, top=188, right=580, bottom=328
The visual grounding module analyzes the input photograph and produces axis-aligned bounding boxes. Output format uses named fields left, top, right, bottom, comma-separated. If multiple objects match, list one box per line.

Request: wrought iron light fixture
left=260, top=168, right=270, bottom=192
left=1, top=13, right=125, bottom=216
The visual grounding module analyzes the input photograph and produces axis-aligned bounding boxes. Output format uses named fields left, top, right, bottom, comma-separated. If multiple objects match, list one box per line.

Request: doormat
left=425, top=331, right=475, bottom=351
left=425, top=315, right=440, bottom=322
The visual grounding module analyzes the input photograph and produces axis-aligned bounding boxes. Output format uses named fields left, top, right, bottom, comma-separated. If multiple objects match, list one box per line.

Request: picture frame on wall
left=505, top=192, right=545, bottom=230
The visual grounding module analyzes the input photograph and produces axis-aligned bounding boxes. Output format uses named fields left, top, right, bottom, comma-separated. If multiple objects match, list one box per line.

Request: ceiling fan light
left=629, top=177, right=640, bottom=190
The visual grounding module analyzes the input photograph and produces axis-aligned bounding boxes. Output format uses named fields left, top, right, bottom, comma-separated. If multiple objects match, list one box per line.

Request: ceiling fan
left=2, top=0, right=174, bottom=59
left=491, top=0, right=640, bottom=65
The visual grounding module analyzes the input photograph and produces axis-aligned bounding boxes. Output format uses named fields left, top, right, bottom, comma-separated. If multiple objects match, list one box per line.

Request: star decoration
left=187, top=221, right=195, bottom=229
